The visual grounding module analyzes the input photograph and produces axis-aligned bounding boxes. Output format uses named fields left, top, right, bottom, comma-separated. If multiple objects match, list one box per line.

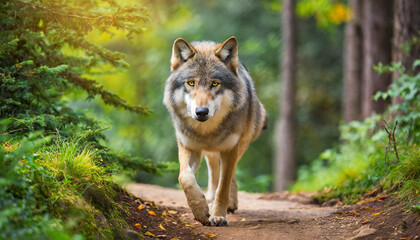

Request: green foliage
left=374, top=61, right=420, bottom=141
left=383, top=143, right=420, bottom=201
left=0, top=127, right=78, bottom=239
left=293, top=60, right=420, bottom=204
left=292, top=115, right=386, bottom=195
left=297, top=0, right=351, bottom=30
left=0, top=0, right=166, bottom=172
left=0, top=0, right=168, bottom=238
left=1, top=133, right=135, bottom=239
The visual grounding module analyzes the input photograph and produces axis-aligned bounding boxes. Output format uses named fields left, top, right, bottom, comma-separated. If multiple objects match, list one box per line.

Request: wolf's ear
left=171, top=38, right=196, bottom=71
left=215, top=37, right=238, bottom=75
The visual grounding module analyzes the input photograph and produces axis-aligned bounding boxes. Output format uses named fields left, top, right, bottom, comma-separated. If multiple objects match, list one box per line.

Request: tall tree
left=392, top=0, right=420, bottom=77
left=362, top=0, right=393, bottom=118
left=275, top=0, right=297, bottom=191
left=343, top=0, right=363, bottom=122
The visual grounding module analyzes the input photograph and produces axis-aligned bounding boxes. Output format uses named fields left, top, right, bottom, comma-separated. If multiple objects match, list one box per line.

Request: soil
left=124, top=183, right=420, bottom=240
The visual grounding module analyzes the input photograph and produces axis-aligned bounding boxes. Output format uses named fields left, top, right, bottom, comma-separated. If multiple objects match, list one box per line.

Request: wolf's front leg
left=207, top=145, right=239, bottom=226
left=204, top=152, right=220, bottom=210
left=177, top=141, right=209, bottom=225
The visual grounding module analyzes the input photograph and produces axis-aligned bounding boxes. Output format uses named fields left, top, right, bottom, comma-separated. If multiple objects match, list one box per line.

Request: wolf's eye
left=187, top=81, right=195, bottom=86
left=212, top=82, right=220, bottom=87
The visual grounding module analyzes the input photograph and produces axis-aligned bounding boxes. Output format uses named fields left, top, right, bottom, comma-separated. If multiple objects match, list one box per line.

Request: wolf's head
left=164, top=37, right=243, bottom=123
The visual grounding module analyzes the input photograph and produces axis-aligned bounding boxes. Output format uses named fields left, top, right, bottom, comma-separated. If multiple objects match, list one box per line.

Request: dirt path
left=125, top=183, right=419, bottom=240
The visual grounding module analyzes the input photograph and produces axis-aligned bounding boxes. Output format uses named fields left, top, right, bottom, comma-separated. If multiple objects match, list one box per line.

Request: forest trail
left=125, top=184, right=418, bottom=240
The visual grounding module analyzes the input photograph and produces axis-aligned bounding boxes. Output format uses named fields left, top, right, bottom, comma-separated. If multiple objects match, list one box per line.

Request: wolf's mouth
left=196, top=116, right=208, bottom=122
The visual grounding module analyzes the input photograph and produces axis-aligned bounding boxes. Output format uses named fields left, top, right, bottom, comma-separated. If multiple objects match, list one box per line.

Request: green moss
left=4, top=136, right=137, bottom=239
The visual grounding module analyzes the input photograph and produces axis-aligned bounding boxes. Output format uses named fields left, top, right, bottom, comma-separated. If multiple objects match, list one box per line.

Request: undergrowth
left=293, top=60, right=420, bottom=206
left=0, top=0, right=168, bottom=238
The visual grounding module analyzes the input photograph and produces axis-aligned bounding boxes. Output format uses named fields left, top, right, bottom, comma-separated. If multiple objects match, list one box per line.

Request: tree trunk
left=392, top=0, right=420, bottom=81
left=343, top=0, right=363, bottom=122
left=275, top=0, right=296, bottom=192
left=362, top=0, right=393, bottom=118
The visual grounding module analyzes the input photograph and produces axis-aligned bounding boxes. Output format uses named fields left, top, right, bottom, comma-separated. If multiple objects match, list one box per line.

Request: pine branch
left=66, top=72, right=150, bottom=115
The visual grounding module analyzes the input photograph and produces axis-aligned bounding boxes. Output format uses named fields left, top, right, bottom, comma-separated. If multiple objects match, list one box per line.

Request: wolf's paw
left=191, top=200, right=210, bottom=225
left=205, top=216, right=228, bottom=227
left=227, top=199, right=238, bottom=213
left=227, top=205, right=237, bottom=214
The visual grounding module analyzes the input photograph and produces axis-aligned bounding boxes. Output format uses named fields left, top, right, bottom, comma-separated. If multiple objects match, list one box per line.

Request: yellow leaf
left=205, top=233, right=217, bottom=238
left=185, top=224, right=194, bottom=227
left=134, top=223, right=141, bottom=230
left=362, top=219, right=371, bottom=224
left=360, top=206, right=374, bottom=211
left=159, top=224, right=166, bottom=231
left=148, top=211, right=156, bottom=216
left=144, top=231, right=155, bottom=237
left=137, top=205, right=144, bottom=210
left=168, top=210, right=178, bottom=214
left=371, top=212, right=381, bottom=216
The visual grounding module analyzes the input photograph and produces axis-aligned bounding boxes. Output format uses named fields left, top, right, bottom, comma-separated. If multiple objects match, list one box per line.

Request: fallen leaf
left=170, top=238, right=179, bottom=240
left=168, top=210, right=178, bottom=214
left=371, top=212, right=381, bottom=216
left=362, top=219, right=371, bottom=224
left=144, top=231, right=155, bottom=237
left=159, top=224, right=166, bottom=231
left=360, top=206, right=374, bottom=211
left=156, top=235, right=167, bottom=238
left=368, top=188, right=378, bottom=196
left=335, top=211, right=359, bottom=215
left=205, top=233, right=217, bottom=238
left=138, top=205, right=144, bottom=210
left=185, top=224, right=194, bottom=227
left=346, top=211, right=360, bottom=215
left=148, top=211, right=157, bottom=216
left=134, top=223, right=141, bottom=230
left=162, top=212, right=167, bottom=217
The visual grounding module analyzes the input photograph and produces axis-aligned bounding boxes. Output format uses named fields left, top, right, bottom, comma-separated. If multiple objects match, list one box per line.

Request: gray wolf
left=163, top=36, right=267, bottom=226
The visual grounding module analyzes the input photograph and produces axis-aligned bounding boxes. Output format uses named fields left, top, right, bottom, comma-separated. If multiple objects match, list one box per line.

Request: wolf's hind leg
left=177, top=141, right=209, bottom=225
left=227, top=175, right=238, bottom=213
left=204, top=152, right=220, bottom=210
left=207, top=145, right=239, bottom=226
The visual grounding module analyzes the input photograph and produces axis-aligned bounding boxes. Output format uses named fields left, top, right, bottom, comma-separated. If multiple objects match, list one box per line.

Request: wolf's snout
left=195, top=107, right=209, bottom=121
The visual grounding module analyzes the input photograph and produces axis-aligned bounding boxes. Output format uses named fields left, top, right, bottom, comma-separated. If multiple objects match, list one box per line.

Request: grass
left=0, top=135, right=134, bottom=239
left=292, top=115, right=420, bottom=205
left=39, top=138, right=104, bottom=184
left=383, top=143, right=420, bottom=202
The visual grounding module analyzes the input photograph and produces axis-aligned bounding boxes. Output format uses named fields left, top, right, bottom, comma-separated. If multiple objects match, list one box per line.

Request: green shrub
left=293, top=60, right=420, bottom=204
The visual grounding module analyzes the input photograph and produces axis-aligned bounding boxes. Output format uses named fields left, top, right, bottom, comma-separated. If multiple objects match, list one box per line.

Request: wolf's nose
left=196, top=107, right=209, bottom=117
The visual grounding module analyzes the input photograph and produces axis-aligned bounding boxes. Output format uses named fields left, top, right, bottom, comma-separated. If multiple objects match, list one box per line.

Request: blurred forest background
left=79, top=0, right=346, bottom=192
left=1, top=0, right=419, bottom=238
